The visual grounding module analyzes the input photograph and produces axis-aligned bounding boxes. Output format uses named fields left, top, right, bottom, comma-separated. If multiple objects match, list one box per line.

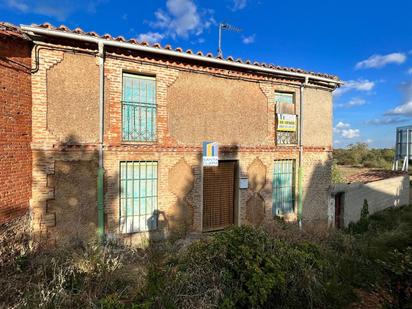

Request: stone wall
left=30, top=45, right=334, bottom=244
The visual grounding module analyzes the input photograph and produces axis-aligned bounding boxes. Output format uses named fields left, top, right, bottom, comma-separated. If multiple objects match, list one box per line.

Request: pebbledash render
left=20, top=23, right=340, bottom=245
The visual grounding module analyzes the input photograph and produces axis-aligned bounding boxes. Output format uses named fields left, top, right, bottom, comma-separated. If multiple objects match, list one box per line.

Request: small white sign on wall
left=239, top=177, right=249, bottom=189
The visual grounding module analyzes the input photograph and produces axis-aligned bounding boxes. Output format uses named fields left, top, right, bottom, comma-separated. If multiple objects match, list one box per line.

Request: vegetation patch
left=0, top=205, right=411, bottom=308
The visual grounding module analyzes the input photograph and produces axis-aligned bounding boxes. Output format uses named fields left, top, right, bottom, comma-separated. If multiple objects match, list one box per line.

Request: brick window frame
left=121, top=73, right=157, bottom=142
left=272, top=159, right=296, bottom=216
left=275, top=91, right=298, bottom=145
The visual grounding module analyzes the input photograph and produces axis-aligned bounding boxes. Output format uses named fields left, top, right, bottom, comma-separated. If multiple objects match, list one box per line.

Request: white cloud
left=334, top=79, right=375, bottom=96
left=346, top=97, right=366, bottom=107
left=3, top=0, right=104, bottom=20
left=366, top=117, right=408, bottom=125
left=336, top=97, right=366, bottom=108
left=137, top=32, right=165, bottom=43
left=341, top=128, right=360, bottom=139
left=148, top=0, right=215, bottom=40
left=6, top=0, right=28, bottom=11
left=385, top=81, right=412, bottom=116
left=407, top=68, right=412, bottom=75
left=335, top=121, right=350, bottom=130
left=365, top=139, right=373, bottom=144
left=386, top=101, right=412, bottom=116
left=334, top=122, right=360, bottom=139
left=242, top=34, right=255, bottom=44
left=231, top=0, right=247, bottom=11
left=356, top=52, right=406, bottom=69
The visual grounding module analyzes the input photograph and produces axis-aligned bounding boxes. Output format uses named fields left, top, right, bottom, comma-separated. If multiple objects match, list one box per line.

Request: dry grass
left=336, top=165, right=375, bottom=182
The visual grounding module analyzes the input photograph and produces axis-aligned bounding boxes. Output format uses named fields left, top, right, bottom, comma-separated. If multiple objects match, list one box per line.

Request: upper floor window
left=122, top=73, right=156, bottom=142
left=275, top=92, right=294, bottom=105
left=275, top=91, right=297, bottom=145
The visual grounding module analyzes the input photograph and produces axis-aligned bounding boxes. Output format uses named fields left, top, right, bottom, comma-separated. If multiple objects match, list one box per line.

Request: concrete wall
left=30, top=46, right=335, bottom=244
left=332, top=175, right=410, bottom=227
left=0, top=36, right=32, bottom=223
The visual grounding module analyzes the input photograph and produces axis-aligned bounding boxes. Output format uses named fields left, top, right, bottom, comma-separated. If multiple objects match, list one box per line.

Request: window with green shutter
left=122, top=73, right=156, bottom=142
left=119, top=161, right=158, bottom=233
left=272, top=160, right=295, bottom=216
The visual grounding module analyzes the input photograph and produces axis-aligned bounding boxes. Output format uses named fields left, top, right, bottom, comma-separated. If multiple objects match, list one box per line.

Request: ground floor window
left=272, top=160, right=295, bottom=216
left=119, top=161, right=158, bottom=233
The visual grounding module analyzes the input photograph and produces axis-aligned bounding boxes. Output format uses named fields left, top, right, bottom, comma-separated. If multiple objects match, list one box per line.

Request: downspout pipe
left=20, top=25, right=342, bottom=87
left=97, top=41, right=105, bottom=242
left=298, top=76, right=308, bottom=229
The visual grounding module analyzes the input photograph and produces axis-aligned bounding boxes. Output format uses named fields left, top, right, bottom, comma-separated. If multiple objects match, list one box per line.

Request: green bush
left=378, top=247, right=412, bottom=307
left=143, top=226, right=357, bottom=308
left=348, top=199, right=370, bottom=234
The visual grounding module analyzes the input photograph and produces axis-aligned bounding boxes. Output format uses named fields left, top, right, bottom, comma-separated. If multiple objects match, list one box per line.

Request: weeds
left=0, top=205, right=411, bottom=308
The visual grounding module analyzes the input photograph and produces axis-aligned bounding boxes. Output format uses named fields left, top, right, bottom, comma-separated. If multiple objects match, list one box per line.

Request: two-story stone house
left=11, top=23, right=340, bottom=245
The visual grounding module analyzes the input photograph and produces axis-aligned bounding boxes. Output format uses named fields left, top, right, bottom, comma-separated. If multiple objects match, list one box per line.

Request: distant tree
left=332, top=161, right=345, bottom=183
left=333, top=143, right=394, bottom=169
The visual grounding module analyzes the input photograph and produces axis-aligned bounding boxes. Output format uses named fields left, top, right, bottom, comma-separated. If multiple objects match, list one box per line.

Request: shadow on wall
left=35, top=136, right=388, bottom=246
left=118, top=152, right=202, bottom=247
left=331, top=171, right=408, bottom=228
left=34, top=134, right=118, bottom=247
left=302, top=159, right=334, bottom=228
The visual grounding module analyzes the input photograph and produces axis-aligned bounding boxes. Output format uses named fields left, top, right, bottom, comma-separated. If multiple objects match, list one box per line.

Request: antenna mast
left=217, top=22, right=241, bottom=57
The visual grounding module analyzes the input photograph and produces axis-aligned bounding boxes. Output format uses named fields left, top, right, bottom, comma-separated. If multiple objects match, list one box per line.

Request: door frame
left=334, top=192, right=344, bottom=228
left=201, top=159, right=239, bottom=232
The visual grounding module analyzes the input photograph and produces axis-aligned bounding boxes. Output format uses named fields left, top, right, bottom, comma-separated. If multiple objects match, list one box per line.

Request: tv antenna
left=217, top=22, right=242, bottom=57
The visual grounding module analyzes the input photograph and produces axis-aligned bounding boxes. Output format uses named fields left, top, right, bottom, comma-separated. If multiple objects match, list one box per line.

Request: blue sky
left=1, top=0, right=412, bottom=149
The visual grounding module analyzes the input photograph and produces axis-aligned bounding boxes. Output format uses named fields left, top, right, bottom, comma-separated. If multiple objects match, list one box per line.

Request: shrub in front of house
left=141, top=226, right=357, bottom=309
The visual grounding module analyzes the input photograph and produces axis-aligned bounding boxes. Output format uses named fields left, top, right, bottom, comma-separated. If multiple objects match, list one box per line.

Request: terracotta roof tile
left=115, top=36, right=125, bottom=42
left=22, top=22, right=339, bottom=81
left=346, top=170, right=407, bottom=184
left=0, top=22, right=29, bottom=40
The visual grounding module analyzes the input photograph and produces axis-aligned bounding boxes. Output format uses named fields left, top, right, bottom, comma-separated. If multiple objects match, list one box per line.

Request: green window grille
left=122, top=74, right=156, bottom=141
left=119, top=161, right=158, bottom=233
left=272, top=160, right=295, bottom=216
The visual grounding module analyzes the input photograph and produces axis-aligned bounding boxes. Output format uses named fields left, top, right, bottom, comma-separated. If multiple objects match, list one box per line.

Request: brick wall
left=31, top=45, right=334, bottom=244
left=0, top=37, right=32, bottom=223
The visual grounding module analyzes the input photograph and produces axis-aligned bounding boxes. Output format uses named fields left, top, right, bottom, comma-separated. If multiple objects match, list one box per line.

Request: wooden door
left=203, top=161, right=236, bottom=231
left=335, top=192, right=344, bottom=228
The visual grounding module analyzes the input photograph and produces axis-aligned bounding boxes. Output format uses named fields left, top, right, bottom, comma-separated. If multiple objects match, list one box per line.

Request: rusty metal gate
left=203, top=161, right=236, bottom=231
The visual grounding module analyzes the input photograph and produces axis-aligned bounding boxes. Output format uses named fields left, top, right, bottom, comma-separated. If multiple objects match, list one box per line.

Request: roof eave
left=20, top=24, right=342, bottom=86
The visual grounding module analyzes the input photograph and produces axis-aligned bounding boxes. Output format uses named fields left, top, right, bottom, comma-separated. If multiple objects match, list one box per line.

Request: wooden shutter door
left=203, top=161, right=235, bottom=231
